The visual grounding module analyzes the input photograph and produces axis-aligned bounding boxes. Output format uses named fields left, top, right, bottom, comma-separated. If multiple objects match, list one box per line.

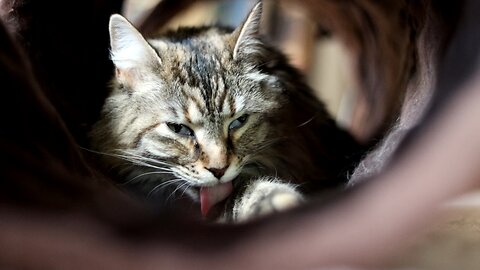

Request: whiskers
left=166, top=181, right=192, bottom=201
left=147, top=178, right=186, bottom=199
left=115, top=149, right=174, bottom=170
left=297, top=114, right=317, bottom=128
left=122, top=170, right=173, bottom=186
left=81, top=146, right=180, bottom=186
left=81, top=147, right=195, bottom=202
left=82, top=147, right=173, bottom=171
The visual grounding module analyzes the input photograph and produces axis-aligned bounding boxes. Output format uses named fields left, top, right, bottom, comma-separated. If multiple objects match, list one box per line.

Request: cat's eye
left=229, top=114, right=249, bottom=131
left=167, top=122, right=194, bottom=137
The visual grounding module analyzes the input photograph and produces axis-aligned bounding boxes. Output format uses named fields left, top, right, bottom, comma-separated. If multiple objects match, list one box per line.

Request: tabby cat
left=90, top=2, right=362, bottom=222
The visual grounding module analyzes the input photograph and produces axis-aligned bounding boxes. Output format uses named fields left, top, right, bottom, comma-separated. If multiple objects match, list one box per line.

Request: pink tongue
left=200, top=182, right=233, bottom=217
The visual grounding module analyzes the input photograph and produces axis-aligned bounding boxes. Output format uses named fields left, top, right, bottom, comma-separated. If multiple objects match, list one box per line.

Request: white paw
left=270, top=192, right=302, bottom=210
left=232, top=177, right=303, bottom=222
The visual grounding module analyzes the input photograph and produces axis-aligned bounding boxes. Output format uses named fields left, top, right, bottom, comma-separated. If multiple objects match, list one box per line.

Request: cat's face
left=99, top=4, right=285, bottom=192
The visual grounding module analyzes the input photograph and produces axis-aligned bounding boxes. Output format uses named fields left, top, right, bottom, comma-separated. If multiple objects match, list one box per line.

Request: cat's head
left=100, top=2, right=285, bottom=190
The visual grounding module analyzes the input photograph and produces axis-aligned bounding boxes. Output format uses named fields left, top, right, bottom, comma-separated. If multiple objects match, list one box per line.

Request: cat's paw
left=232, top=177, right=303, bottom=222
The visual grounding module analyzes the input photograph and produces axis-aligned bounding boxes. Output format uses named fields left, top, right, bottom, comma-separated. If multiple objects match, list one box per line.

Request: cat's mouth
left=197, top=181, right=233, bottom=218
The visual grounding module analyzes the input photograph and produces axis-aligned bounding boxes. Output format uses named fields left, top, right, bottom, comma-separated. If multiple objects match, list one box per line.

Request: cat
left=90, top=2, right=362, bottom=222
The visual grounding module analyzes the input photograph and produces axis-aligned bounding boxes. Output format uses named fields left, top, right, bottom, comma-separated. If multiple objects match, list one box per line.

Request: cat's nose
left=206, top=167, right=228, bottom=179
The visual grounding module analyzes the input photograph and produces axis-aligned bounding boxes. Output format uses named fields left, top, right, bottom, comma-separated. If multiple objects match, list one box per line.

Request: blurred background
left=123, top=0, right=358, bottom=132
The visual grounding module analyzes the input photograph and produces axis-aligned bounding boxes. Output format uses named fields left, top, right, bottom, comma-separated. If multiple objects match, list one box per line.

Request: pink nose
left=206, top=167, right=227, bottom=179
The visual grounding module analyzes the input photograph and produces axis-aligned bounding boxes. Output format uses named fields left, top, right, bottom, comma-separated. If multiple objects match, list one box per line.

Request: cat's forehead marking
left=185, top=99, right=203, bottom=124
left=222, top=98, right=232, bottom=116
left=234, top=96, right=245, bottom=113
left=148, top=32, right=266, bottom=121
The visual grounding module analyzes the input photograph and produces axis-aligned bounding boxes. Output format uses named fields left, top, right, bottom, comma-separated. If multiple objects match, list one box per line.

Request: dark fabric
left=0, top=19, right=95, bottom=208
left=394, top=0, right=480, bottom=159
left=1, top=0, right=123, bottom=146
left=0, top=12, right=153, bottom=226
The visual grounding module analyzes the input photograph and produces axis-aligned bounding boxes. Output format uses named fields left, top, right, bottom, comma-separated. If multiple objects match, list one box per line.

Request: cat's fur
left=90, top=2, right=362, bottom=222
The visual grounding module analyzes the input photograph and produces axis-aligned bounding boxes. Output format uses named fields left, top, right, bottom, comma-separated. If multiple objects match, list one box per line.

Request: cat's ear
left=230, top=2, right=263, bottom=61
left=109, top=14, right=161, bottom=70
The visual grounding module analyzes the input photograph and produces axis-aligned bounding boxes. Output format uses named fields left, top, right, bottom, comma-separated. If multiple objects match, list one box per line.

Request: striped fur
left=90, top=3, right=362, bottom=221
